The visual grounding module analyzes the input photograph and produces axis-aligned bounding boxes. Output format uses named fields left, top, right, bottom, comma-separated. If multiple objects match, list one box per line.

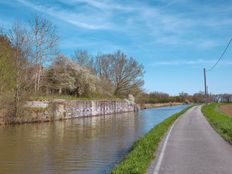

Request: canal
left=0, top=105, right=188, bottom=174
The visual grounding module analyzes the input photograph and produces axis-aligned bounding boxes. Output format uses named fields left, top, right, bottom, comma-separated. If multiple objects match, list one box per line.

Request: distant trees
left=149, top=92, right=169, bottom=99
left=142, top=92, right=175, bottom=103
left=179, top=92, right=189, bottom=102
left=192, top=91, right=205, bottom=103
left=141, top=91, right=217, bottom=104
left=141, top=91, right=193, bottom=104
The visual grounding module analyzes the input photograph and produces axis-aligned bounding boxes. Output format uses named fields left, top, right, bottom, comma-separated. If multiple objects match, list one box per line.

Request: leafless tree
left=95, top=53, right=114, bottom=79
left=95, top=50, right=144, bottom=97
left=30, top=15, right=58, bottom=93
left=8, top=22, right=31, bottom=118
left=72, top=50, right=94, bottom=69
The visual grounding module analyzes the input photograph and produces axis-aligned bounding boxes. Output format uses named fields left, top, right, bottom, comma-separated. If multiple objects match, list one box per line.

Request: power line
left=207, top=38, right=232, bottom=72
left=204, top=38, right=232, bottom=103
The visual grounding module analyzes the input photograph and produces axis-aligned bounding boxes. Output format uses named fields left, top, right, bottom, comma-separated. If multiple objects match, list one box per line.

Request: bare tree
left=30, top=15, right=58, bottom=93
left=95, top=50, right=144, bottom=97
left=72, top=50, right=93, bottom=67
left=8, top=22, right=31, bottom=118
left=95, top=53, right=114, bottom=79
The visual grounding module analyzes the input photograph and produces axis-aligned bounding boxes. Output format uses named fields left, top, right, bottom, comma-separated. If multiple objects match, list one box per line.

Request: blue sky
left=0, top=0, right=232, bottom=95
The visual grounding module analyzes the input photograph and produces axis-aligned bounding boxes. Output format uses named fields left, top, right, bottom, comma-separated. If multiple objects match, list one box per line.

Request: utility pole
left=204, top=68, right=207, bottom=104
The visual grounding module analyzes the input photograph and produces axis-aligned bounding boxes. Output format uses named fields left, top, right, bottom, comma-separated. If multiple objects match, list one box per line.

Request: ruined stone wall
left=1, top=100, right=138, bottom=124
left=52, top=100, right=137, bottom=120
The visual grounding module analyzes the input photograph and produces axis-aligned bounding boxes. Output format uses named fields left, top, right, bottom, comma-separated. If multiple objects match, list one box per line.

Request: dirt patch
left=220, top=104, right=232, bottom=116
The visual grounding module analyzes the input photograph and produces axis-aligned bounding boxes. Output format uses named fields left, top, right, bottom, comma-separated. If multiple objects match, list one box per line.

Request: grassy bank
left=110, top=105, right=192, bottom=174
left=202, top=103, right=232, bottom=144
left=30, top=95, right=120, bottom=101
left=141, top=102, right=182, bottom=109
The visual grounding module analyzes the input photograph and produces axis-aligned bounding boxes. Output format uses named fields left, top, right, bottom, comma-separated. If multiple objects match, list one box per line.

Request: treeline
left=142, top=92, right=182, bottom=103
left=0, top=16, right=144, bottom=121
left=141, top=91, right=207, bottom=104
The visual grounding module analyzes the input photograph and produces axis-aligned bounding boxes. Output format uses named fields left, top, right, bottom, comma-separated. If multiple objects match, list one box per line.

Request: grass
left=202, top=103, right=232, bottom=144
left=30, top=107, right=48, bottom=112
left=30, top=95, right=120, bottom=101
left=110, top=105, right=193, bottom=174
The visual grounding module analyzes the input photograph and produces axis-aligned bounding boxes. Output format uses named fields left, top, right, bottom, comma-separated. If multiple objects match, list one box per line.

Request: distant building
left=213, top=94, right=232, bottom=103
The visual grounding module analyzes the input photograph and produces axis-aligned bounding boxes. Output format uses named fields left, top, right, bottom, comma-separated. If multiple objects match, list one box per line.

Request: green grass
left=110, top=105, right=193, bottom=174
left=202, top=103, right=232, bottom=144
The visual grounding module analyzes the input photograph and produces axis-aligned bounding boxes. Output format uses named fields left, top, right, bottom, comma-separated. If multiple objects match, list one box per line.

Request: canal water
left=0, top=105, right=188, bottom=174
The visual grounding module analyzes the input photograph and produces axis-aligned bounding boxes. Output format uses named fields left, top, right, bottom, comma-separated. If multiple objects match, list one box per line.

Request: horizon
left=0, top=0, right=232, bottom=95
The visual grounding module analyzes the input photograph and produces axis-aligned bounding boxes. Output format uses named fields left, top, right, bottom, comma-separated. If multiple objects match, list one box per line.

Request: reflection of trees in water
left=0, top=112, right=138, bottom=173
left=0, top=105, right=187, bottom=174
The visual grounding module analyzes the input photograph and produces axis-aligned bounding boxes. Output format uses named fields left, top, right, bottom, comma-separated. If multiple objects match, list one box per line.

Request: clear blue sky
left=0, top=0, right=232, bottom=95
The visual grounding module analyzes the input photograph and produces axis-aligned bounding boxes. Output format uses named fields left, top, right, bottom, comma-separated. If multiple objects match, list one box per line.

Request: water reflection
left=0, top=105, right=188, bottom=174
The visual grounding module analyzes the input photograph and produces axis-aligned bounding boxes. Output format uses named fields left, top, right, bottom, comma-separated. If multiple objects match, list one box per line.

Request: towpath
left=148, top=105, right=232, bottom=174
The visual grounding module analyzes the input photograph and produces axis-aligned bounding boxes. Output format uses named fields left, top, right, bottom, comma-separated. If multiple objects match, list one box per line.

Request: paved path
left=149, top=105, right=232, bottom=174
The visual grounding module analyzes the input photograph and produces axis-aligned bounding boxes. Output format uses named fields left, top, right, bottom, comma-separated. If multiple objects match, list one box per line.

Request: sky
left=0, top=0, right=232, bottom=95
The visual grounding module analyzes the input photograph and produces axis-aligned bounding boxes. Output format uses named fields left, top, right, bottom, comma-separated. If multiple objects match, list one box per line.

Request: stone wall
left=0, top=99, right=138, bottom=124
left=52, top=100, right=137, bottom=120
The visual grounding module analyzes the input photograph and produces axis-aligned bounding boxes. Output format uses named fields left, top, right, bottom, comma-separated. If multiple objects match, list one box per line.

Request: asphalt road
left=149, top=105, right=232, bottom=174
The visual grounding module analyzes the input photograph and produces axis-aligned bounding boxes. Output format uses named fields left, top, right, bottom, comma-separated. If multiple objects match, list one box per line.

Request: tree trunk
left=59, top=88, right=62, bottom=94
left=34, top=65, right=38, bottom=93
